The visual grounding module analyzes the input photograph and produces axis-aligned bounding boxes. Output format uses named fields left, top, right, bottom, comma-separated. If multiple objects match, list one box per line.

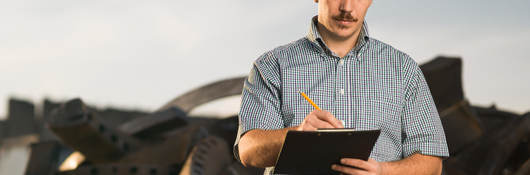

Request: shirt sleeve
left=233, top=51, right=284, bottom=162
left=401, top=62, right=450, bottom=159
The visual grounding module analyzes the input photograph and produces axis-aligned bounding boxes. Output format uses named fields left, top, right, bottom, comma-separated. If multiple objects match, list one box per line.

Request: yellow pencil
left=299, top=91, right=321, bottom=110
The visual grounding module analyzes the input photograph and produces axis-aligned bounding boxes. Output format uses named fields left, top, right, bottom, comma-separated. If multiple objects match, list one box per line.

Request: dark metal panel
left=420, top=56, right=464, bottom=112
left=6, top=99, right=36, bottom=138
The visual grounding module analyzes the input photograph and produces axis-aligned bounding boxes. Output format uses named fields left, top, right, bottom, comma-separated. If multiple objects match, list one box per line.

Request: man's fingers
left=300, top=124, right=317, bottom=131
left=331, top=164, right=367, bottom=175
left=341, top=158, right=373, bottom=171
left=314, top=110, right=344, bottom=128
left=307, top=116, right=335, bottom=128
left=300, top=110, right=344, bottom=131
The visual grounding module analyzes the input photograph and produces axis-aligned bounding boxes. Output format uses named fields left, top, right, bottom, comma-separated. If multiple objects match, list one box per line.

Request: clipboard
left=273, top=129, right=381, bottom=174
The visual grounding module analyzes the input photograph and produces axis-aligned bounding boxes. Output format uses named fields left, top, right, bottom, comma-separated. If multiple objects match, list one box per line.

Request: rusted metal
left=48, top=99, right=141, bottom=163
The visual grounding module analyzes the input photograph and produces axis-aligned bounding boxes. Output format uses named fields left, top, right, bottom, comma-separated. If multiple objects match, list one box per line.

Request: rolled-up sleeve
left=401, top=63, right=450, bottom=159
left=233, top=51, right=284, bottom=162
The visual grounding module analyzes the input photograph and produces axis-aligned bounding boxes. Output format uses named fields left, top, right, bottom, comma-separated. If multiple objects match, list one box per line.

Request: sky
left=1, top=0, right=529, bottom=119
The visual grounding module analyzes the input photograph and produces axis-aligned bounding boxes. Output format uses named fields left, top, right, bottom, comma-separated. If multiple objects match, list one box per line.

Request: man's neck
left=316, top=21, right=361, bottom=58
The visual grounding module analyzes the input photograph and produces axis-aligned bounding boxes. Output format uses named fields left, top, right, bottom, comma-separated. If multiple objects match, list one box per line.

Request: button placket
left=334, top=58, right=345, bottom=122
left=337, top=59, right=345, bottom=97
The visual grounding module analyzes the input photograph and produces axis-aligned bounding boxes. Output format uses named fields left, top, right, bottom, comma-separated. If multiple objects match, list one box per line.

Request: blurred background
left=0, top=0, right=529, bottom=174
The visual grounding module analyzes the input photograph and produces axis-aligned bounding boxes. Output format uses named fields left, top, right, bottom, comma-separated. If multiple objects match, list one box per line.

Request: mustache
left=332, top=13, right=358, bottom=22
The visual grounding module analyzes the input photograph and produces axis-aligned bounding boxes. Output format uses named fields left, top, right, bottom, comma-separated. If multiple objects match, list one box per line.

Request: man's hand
left=238, top=110, right=343, bottom=167
left=331, top=154, right=443, bottom=175
left=332, top=158, right=383, bottom=175
left=297, top=110, right=344, bottom=131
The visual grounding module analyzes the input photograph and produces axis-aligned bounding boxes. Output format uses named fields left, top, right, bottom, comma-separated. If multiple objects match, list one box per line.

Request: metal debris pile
left=0, top=56, right=528, bottom=175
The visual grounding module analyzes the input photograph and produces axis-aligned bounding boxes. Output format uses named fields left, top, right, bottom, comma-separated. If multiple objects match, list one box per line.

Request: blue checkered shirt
left=234, top=17, right=449, bottom=173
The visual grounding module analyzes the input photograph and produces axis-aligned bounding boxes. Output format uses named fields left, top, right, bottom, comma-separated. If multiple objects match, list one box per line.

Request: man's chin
left=331, top=30, right=356, bottom=40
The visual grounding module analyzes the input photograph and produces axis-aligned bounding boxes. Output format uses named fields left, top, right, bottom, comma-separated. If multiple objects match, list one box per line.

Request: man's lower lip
left=336, top=20, right=352, bottom=25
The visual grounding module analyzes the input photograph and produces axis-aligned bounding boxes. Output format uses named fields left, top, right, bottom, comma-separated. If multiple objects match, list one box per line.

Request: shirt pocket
left=357, top=95, right=402, bottom=131
left=373, top=96, right=402, bottom=127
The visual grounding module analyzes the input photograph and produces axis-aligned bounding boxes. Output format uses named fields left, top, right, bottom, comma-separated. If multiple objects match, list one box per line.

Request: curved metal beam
left=157, top=76, right=246, bottom=113
left=119, top=76, right=246, bottom=136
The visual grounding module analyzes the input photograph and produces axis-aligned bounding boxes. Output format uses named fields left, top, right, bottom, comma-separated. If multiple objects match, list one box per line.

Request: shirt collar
left=306, top=16, right=370, bottom=60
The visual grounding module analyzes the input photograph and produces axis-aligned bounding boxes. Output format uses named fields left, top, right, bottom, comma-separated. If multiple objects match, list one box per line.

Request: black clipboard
left=273, top=129, right=381, bottom=174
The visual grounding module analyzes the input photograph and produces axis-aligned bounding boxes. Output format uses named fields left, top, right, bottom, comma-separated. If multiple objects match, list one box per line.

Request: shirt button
left=340, top=89, right=345, bottom=95
left=339, top=59, right=344, bottom=65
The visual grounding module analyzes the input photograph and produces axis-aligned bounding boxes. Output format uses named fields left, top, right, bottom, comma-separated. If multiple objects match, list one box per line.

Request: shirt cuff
left=403, top=141, right=450, bottom=159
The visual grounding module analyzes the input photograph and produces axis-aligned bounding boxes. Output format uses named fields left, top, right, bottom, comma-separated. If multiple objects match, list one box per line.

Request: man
left=234, top=0, right=449, bottom=174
